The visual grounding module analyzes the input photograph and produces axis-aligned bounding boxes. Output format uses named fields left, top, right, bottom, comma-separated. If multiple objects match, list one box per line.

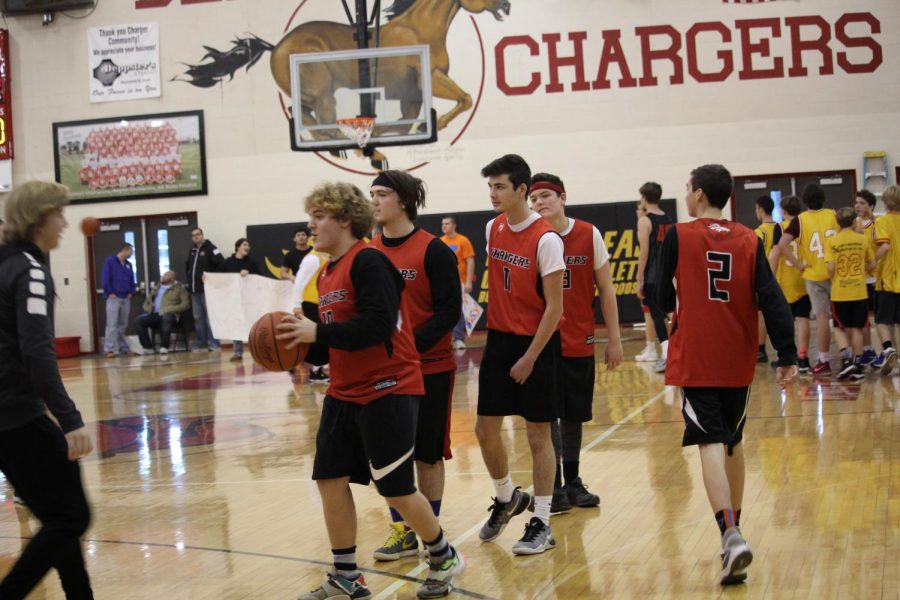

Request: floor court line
left=372, top=387, right=668, bottom=600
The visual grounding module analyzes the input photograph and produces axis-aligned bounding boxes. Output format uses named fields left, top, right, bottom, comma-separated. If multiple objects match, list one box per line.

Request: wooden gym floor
left=0, top=329, right=897, bottom=599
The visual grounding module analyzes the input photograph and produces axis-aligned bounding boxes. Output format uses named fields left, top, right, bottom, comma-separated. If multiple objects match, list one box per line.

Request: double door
left=732, top=170, right=856, bottom=229
left=90, top=213, right=197, bottom=351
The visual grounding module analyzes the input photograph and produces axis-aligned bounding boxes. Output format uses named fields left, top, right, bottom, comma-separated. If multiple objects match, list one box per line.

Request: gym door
left=733, top=170, right=856, bottom=229
left=89, top=213, right=197, bottom=352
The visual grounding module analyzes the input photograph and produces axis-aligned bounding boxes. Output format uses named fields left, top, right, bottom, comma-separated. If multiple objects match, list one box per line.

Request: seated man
left=136, top=270, right=190, bottom=354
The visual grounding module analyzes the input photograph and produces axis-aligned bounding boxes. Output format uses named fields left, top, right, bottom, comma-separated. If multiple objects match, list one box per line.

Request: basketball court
left=1, top=330, right=895, bottom=599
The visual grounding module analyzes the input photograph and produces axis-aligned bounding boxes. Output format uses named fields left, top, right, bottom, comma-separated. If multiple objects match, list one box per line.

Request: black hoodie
left=0, top=242, right=84, bottom=433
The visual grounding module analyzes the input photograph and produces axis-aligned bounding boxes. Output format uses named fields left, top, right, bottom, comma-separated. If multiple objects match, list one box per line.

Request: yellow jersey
left=303, top=251, right=327, bottom=304
left=856, top=217, right=878, bottom=287
left=874, top=213, right=900, bottom=293
left=796, top=209, right=838, bottom=282
left=825, top=229, right=872, bottom=302
left=775, top=220, right=807, bottom=303
left=755, top=221, right=777, bottom=256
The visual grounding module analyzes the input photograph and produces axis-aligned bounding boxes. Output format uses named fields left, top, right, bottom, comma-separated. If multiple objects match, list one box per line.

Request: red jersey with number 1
left=561, top=219, right=597, bottom=357
left=666, top=219, right=759, bottom=387
left=487, top=214, right=557, bottom=336
left=317, top=241, right=424, bottom=404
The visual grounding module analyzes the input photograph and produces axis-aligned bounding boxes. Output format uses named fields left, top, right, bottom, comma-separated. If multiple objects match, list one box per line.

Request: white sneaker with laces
left=635, top=345, right=658, bottom=362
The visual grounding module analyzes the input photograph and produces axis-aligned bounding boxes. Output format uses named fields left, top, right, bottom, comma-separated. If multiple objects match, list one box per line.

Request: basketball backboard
left=289, top=45, right=436, bottom=152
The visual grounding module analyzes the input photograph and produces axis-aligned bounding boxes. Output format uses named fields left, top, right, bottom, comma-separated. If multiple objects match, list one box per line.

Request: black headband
left=371, top=172, right=394, bottom=190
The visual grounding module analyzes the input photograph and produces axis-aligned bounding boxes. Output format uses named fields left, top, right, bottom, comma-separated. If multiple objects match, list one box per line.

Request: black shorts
left=875, top=291, right=900, bottom=325
left=560, top=355, right=595, bottom=422
left=790, top=295, right=811, bottom=320
left=831, top=299, right=868, bottom=329
left=680, top=386, right=750, bottom=449
left=867, top=284, right=876, bottom=313
left=478, top=329, right=562, bottom=422
left=417, top=370, right=454, bottom=464
left=312, top=393, right=419, bottom=497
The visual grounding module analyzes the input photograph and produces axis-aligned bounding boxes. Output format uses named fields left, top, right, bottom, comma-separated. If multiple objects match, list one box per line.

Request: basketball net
left=336, top=117, right=375, bottom=148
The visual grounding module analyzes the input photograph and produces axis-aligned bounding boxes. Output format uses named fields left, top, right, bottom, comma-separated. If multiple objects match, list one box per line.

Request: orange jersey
left=486, top=214, right=560, bottom=336
left=440, top=232, right=475, bottom=284
left=317, top=241, right=424, bottom=404
left=370, top=230, right=455, bottom=375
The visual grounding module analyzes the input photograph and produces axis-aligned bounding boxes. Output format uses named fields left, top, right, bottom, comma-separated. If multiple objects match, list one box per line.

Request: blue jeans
left=136, top=312, right=176, bottom=350
left=103, top=295, right=130, bottom=354
left=190, top=292, right=219, bottom=349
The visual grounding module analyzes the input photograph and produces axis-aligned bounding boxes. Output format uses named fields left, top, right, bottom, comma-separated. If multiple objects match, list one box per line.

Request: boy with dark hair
left=854, top=189, right=880, bottom=365
left=529, top=172, right=623, bottom=513
left=278, top=182, right=463, bottom=599
left=872, top=184, right=900, bottom=374
left=368, top=170, right=462, bottom=562
left=636, top=181, right=673, bottom=373
left=768, top=195, right=812, bottom=373
left=221, top=238, right=260, bottom=361
left=774, top=184, right=837, bottom=374
left=655, top=164, right=797, bottom=586
left=476, top=154, right=565, bottom=555
left=826, top=207, right=875, bottom=380
left=754, top=195, right=777, bottom=363
left=280, top=226, right=312, bottom=280
left=186, top=227, right=224, bottom=351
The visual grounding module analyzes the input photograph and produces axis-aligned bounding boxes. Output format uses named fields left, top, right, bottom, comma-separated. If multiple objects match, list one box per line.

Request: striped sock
left=332, top=546, right=358, bottom=578
left=423, top=530, right=451, bottom=564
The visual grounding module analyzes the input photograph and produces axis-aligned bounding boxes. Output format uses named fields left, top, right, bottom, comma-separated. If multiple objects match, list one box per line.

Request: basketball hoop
left=336, top=117, right=375, bottom=148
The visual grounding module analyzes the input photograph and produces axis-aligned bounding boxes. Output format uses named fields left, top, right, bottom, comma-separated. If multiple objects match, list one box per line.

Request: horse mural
left=174, top=0, right=512, bottom=169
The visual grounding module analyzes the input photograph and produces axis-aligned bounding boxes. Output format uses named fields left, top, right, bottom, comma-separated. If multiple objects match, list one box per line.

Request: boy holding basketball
left=277, top=182, right=463, bottom=600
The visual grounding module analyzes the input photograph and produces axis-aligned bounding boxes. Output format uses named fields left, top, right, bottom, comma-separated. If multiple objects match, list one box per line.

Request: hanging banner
left=88, top=22, right=161, bottom=103
left=0, top=29, right=13, bottom=160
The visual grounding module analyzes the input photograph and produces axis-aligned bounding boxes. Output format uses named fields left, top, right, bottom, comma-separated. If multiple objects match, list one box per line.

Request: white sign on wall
left=88, top=22, right=160, bottom=103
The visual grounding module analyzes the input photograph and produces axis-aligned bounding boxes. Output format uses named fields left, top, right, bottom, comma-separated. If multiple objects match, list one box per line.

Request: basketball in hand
left=80, top=217, right=101, bottom=236
left=249, top=311, right=308, bottom=372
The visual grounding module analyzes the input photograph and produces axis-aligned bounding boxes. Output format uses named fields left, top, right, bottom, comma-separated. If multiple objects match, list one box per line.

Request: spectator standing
left=440, top=216, right=475, bottom=349
left=280, top=226, right=312, bottom=280
left=221, top=238, right=260, bottom=361
left=185, top=227, right=224, bottom=351
left=136, top=270, right=190, bottom=354
left=101, top=243, right=136, bottom=358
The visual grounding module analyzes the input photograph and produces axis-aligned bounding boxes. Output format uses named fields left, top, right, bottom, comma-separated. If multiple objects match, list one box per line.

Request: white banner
left=204, top=273, right=294, bottom=342
left=88, top=22, right=160, bottom=103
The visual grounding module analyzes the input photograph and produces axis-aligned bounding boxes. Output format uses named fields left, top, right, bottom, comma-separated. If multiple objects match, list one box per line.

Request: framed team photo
left=52, top=109, right=207, bottom=205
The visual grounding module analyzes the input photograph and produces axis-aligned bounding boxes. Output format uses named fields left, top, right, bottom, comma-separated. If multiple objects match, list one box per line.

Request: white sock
left=819, top=352, right=830, bottom=362
left=533, top=495, right=551, bottom=525
left=660, top=340, right=669, bottom=359
left=492, top=475, right=514, bottom=503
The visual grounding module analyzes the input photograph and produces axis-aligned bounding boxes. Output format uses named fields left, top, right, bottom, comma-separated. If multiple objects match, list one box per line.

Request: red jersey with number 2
left=666, top=219, right=759, bottom=387
left=487, top=214, right=557, bottom=336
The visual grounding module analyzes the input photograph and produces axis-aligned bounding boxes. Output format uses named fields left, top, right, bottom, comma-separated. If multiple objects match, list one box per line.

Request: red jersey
left=370, top=230, right=455, bottom=375
left=487, top=214, right=558, bottom=336
left=560, top=219, right=599, bottom=357
left=665, top=219, right=760, bottom=387
left=317, top=241, right=424, bottom=404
